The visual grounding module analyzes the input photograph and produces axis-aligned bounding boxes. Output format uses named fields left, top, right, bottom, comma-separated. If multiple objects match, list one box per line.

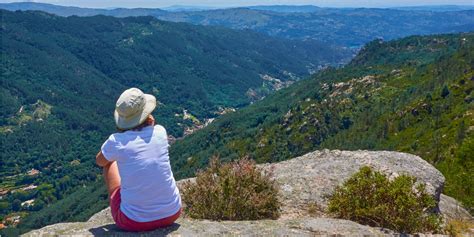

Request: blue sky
left=1, top=0, right=473, bottom=8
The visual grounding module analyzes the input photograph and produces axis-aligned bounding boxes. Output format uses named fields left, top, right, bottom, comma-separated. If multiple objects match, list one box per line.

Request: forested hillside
left=2, top=3, right=474, bottom=47
left=0, top=9, right=350, bottom=235
left=170, top=33, right=474, bottom=213
left=1, top=10, right=349, bottom=137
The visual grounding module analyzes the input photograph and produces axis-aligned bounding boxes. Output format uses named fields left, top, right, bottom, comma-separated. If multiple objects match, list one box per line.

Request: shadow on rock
left=89, top=223, right=181, bottom=236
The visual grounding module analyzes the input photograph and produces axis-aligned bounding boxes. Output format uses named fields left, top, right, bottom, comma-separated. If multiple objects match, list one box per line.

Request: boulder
left=261, top=149, right=446, bottom=217
left=439, top=194, right=473, bottom=221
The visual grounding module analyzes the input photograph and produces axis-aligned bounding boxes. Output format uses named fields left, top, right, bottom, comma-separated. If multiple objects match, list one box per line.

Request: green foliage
left=328, top=166, right=441, bottom=233
left=17, top=181, right=108, bottom=233
left=181, top=157, right=280, bottom=220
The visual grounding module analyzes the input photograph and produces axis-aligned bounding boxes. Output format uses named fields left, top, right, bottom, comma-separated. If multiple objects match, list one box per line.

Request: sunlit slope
left=171, top=33, right=474, bottom=212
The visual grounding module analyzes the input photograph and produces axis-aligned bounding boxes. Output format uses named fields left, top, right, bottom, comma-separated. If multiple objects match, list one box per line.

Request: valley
left=0, top=3, right=473, bottom=235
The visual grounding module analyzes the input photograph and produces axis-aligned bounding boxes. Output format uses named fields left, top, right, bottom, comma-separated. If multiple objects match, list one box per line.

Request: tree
left=456, top=120, right=466, bottom=144
left=441, top=85, right=450, bottom=98
left=342, top=116, right=353, bottom=129
left=12, top=199, right=21, bottom=212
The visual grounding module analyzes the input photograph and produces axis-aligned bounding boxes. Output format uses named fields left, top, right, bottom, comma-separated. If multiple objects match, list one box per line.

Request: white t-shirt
left=101, top=125, right=181, bottom=222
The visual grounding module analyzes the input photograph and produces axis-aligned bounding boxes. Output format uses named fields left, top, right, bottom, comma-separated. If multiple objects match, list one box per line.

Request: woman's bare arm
left=96, top=151, right=112, bottom=167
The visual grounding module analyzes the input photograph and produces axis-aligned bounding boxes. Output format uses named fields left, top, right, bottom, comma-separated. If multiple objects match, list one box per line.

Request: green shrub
left=328, top=166, right=441, bottom=233
left=181, top=157, right=280, bottom=220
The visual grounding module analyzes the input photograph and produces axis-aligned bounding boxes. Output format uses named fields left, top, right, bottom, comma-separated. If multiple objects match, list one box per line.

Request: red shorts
left=110, top=187, right=181, bottom=232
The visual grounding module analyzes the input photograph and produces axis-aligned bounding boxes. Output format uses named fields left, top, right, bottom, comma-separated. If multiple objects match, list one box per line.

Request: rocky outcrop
left=24, top=150, right=472, bottom=236
left=262, top=149, right=446, bottom=217
left=23, top=208, right=395, bottom=236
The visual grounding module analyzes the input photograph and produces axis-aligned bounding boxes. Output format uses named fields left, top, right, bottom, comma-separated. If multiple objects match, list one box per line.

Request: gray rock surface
left=23, top=207, right=393, bottom=236
left=439, top=194, right=473, bottom=221
left=24, top=150, right=471, bottom=236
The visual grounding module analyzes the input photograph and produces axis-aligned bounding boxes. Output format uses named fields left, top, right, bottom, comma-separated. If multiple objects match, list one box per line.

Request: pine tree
left=441, top=85, right=450, bottom=98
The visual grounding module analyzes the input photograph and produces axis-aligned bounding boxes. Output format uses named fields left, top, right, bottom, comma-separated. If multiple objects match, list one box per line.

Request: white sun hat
left=114, top=88, right=156, bottom=130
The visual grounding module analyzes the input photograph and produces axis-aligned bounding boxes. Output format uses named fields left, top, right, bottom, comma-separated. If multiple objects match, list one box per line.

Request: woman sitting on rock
left=96, top=88, right=182, bottom=232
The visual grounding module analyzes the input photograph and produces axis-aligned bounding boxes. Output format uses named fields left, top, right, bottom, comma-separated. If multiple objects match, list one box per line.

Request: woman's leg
left=103, top=161, right=121, bottom=196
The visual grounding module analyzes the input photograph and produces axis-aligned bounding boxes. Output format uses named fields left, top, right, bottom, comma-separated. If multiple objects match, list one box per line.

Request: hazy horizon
left=1, top=0, right=473, bottom=9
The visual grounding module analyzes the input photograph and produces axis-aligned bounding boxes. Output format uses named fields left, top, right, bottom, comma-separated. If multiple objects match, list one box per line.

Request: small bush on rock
left=328, top=166, right=441, bottom=233
left=181, top=157, right=280, bottom=220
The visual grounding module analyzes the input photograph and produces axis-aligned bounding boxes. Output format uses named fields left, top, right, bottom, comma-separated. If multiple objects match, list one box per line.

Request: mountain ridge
left=1, top=3, right=473, bottom=47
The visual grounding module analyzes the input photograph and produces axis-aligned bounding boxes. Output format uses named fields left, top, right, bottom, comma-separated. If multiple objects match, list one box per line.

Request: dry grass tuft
left=181, top=157, right=281, bottom=220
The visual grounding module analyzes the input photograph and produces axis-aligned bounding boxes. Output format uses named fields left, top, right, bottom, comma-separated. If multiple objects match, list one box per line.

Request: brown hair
left=117, top=115, right=155, bottom=133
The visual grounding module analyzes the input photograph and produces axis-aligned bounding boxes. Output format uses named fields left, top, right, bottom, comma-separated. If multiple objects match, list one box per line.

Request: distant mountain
left=170, top=32, right=474, bottom=214
left=161, top=5, right=219, bottom=12
left=0, top=2, right=105, bottom=16
left=391, top=5, right=474, bottom=12
left=1, top=2, right=473, bottom=47
left=0, top=2, right=167, bottom=17
left=0, top=9, right=350, bottom=234
left=247, top=5, right=321, bottom=13
left=156, top=8, right=474, bottom=47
